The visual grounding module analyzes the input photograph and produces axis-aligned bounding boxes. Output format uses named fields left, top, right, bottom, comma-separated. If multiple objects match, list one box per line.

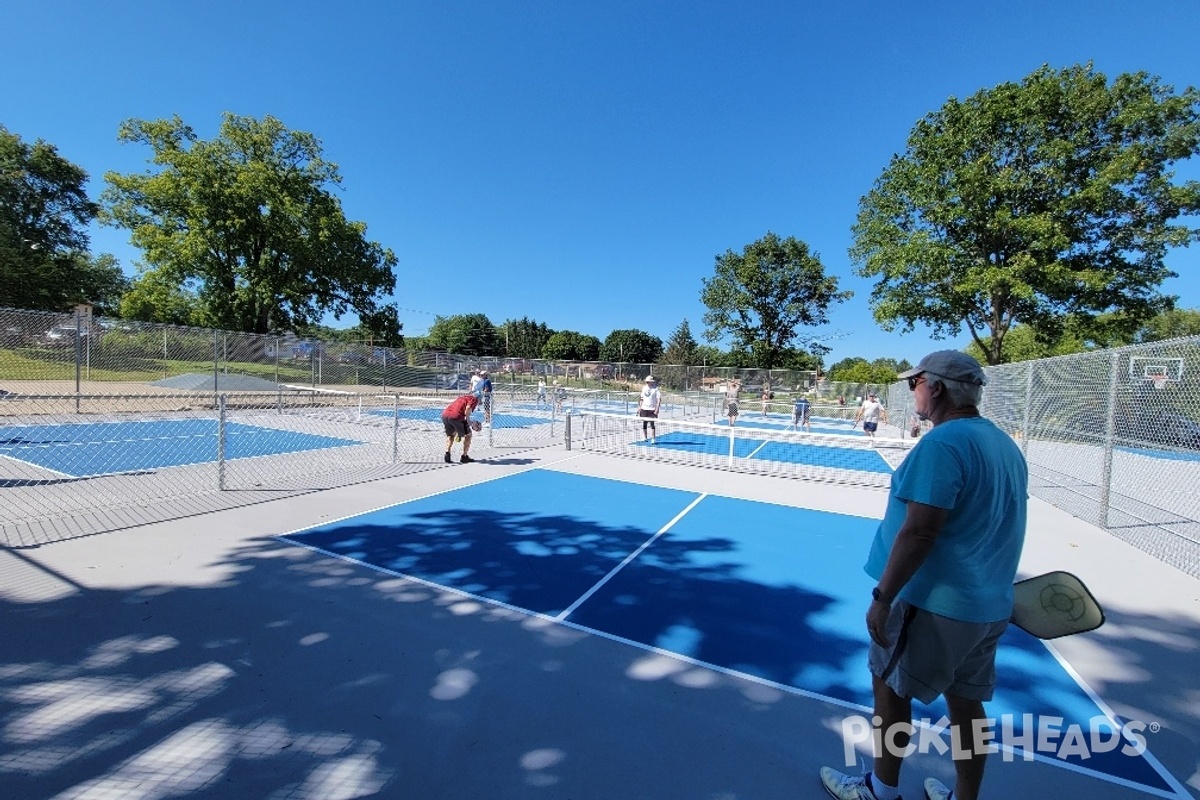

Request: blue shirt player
left=820, top=350, right=1027, bottom=800
left=792, top=395, right=812, bottom=432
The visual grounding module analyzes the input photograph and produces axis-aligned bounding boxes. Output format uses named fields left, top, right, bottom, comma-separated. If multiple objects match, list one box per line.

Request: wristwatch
left=871, top=587, right=892, bottom=605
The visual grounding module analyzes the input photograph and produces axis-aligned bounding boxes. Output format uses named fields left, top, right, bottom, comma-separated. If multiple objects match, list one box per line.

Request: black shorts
left=442, top=417, right=470, bottom=438
left=638, top=409, right=658, bottom=418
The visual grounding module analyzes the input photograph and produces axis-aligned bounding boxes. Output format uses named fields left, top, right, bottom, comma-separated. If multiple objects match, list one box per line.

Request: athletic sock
left=866, top=772, right=901, bottom=800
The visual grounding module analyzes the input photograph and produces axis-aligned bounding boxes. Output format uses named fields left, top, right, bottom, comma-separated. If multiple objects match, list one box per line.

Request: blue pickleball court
left=280, top=468, right=1175, bottom=796
left=0, top=418, right=364, bottom=477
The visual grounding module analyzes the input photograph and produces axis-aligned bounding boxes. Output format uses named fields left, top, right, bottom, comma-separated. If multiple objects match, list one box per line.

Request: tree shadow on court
left=0, top=530, right=855, bottom=799
left=285, top=506, right=874, bottom=704
left=3, top=524, right=1197, bottom=799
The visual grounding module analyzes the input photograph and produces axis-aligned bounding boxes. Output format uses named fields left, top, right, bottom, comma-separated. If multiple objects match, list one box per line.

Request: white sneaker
left=819, top=767, right=894, bottom=800
left=923, top=777, right=951, bottom=800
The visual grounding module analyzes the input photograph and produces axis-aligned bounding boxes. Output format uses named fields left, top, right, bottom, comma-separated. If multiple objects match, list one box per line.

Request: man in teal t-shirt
left=820, top=350, right=1027, bottom=800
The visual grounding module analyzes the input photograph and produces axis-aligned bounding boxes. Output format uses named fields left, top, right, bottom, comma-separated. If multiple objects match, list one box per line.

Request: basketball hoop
left=1151, top=375, right=1169, bottom=391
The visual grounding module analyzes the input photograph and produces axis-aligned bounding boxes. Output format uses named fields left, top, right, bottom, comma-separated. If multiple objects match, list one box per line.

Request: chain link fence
left=13, top=305, right=1194, bottom=573
left=0, top=385, right=577, bottom=547
left=884, top=336, right=1200, bottom=578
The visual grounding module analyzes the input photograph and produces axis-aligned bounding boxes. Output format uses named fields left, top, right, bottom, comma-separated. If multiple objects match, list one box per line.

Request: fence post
left=74, top=310, right=82, bottom=414
left=1021, top=361, right=1033, bottom=459
left=392, top=394, right=399, bottom=463
left=564, top=413, right=572, bottom=450
left=1098, top=350, right=1120, bottom=530
left=217, top=393, right=227, bottom=490
left=212, top=329, right=219, bottom=407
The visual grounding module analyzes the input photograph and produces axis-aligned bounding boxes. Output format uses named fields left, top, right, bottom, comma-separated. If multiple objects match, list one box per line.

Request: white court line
left=0, top=453, right=74, bottom=478
left=555, top=492, right=708, bottom=622
left=745, top=440, right=770, bottom=459
left=276, top=451, right=593, bottom=538
left=275, top=518, right=1182, bottom=799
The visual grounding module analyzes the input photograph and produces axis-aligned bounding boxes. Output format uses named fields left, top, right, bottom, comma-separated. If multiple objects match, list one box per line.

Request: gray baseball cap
left=897, top=350, right=987, bottom=386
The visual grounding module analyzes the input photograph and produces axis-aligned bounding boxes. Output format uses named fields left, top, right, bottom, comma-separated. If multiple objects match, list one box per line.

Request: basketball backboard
left=1128, top=355, right=1185, bottom=384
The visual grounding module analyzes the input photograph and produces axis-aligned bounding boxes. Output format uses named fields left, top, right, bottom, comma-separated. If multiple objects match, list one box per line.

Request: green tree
left=692, top=344, right=731, bottom=368
left=827, top=357, right=872, bottom=383
left=700, top=231, right=850, bottom=369
left=425, top=313, right=498, bottom=355
left=827, top=356, right=909, bottom=386
left=119, top=265, right=203, bottom=325
left=599, top=328, right=663, bottom=363
left=0, top=125, right=121, bottom=311
left=101, top=113, right=401, bottom=338
left=963, top=324, right=1089, bottom=365
left=852, top=64, right=1200, bottom=365
left=71, top=253, right=130, bottom=317
left=541, top=330, right=600, bottom=361
left=498, top=317, right=554, bottom=358
left=662, top=319, right=699, bottom=365
left=1135, top=308, right=1200, bottom=343
left=775, top=348, right=825, bottom=371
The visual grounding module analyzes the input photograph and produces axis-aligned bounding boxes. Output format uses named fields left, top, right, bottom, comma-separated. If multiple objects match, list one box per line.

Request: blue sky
left=5, top=0, right=1198, bottom=367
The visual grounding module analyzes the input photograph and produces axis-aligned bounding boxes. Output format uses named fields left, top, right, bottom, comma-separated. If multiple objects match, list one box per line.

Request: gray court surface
left=2, top=446, right=1198, bottom=799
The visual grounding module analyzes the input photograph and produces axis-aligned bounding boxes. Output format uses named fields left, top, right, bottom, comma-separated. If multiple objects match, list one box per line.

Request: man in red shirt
left=441, top=393, right=480, bottom=463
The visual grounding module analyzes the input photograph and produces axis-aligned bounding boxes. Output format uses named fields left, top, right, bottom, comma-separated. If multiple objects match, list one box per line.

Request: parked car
left=502, top=358, right=532, bottom=373
left=38, top=324, right=95, bottom=347
left=441, top=373, right=472, bottom=391
left=291, top=341, right=325, bottom=362
left=1120, top=409, right=1200, bottom=450
left=339, top=346, right=389, bottom=365
left=2, top=325, right=28, bottom=346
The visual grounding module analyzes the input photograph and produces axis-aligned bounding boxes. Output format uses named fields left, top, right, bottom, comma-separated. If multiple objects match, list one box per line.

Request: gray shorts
left=869, top=599, right=1008, bottom=704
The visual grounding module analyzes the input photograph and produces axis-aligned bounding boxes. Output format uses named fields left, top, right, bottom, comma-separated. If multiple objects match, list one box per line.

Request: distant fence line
left=0, top=306, right=885, bottom=401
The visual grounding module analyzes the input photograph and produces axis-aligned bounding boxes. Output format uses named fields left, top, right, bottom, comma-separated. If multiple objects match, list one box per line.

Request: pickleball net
left=567, top=410, right=914, bottom=487
left=274, top=384, right=428, bottom=424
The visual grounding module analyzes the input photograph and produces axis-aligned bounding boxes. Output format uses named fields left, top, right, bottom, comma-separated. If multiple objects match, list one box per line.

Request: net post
left=217, top=393, right=227, bottom=490
left=565, top=412, right=572, bottom=451
left=727, top=420, right=735, bottom=466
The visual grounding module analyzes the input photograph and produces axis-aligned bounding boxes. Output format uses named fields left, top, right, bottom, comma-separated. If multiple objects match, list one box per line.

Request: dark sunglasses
left=907, top=374, right=926, bottom=391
